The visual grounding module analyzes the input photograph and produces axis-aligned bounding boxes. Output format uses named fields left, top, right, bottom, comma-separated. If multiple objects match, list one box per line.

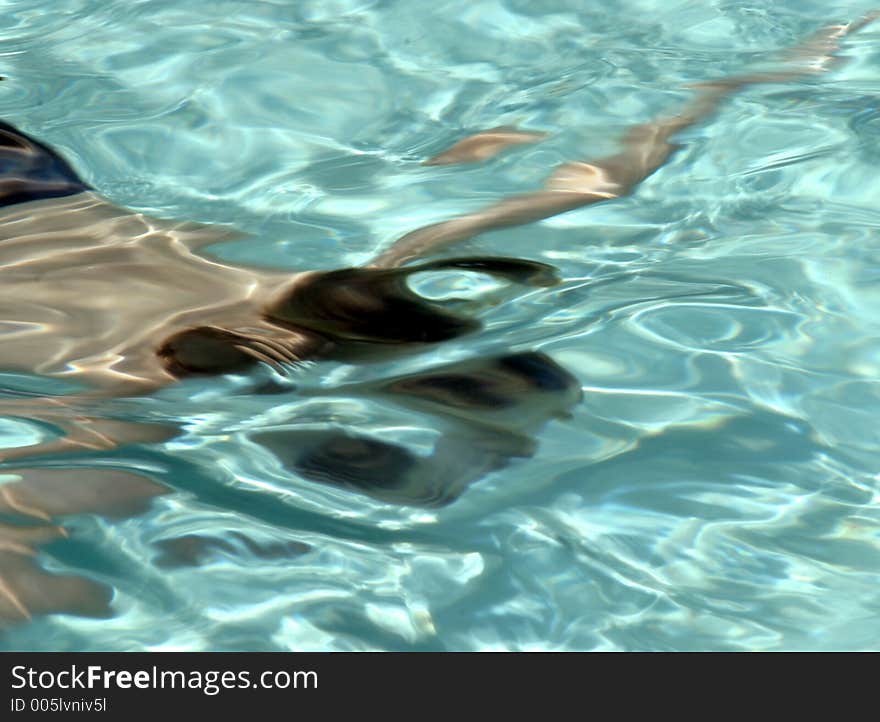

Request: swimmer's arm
left=422, top=126, right=546, bottom=166
left=371, top=12, right=877, bottom=269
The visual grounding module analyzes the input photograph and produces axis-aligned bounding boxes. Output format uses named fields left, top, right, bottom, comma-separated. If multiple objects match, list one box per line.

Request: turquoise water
left=1, top=0, right=880, bottom=650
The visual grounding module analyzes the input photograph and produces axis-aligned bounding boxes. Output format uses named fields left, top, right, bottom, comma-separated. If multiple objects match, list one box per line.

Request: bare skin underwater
left=0, top=14, right=875, bottom=624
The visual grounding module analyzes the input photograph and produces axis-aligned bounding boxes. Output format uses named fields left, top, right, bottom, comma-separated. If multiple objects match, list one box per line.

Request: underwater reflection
left=253, top=351, right=582, bottom=506
left=0, top=351, right=579, bottom=622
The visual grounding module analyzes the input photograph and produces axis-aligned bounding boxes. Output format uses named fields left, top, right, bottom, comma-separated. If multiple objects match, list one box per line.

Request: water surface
left=1, top=0, right=879, bottom=650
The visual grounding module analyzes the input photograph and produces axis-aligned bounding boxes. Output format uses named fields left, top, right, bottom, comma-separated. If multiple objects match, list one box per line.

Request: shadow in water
left=0, top=351, right=581, bottom=626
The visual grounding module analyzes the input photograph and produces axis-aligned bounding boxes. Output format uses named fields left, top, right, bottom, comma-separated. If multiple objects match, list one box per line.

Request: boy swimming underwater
left=0, top=13, right=874, bottom=623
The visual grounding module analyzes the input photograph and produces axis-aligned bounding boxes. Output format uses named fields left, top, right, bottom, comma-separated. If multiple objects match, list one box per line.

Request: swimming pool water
left=1, top=0, right=879, bottom=651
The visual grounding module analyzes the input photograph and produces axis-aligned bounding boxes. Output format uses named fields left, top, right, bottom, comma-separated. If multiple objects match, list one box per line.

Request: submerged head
left=156, top=255, right=559, bottom=378
left=157, top=324, right=324, bottom=378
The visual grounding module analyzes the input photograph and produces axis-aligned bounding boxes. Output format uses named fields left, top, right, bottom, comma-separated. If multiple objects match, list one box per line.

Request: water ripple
left=1, top=0, right=879, bottom=650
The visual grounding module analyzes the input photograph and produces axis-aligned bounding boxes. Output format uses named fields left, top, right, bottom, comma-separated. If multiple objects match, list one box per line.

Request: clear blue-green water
left=1, top=0, right=880, bottom=650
